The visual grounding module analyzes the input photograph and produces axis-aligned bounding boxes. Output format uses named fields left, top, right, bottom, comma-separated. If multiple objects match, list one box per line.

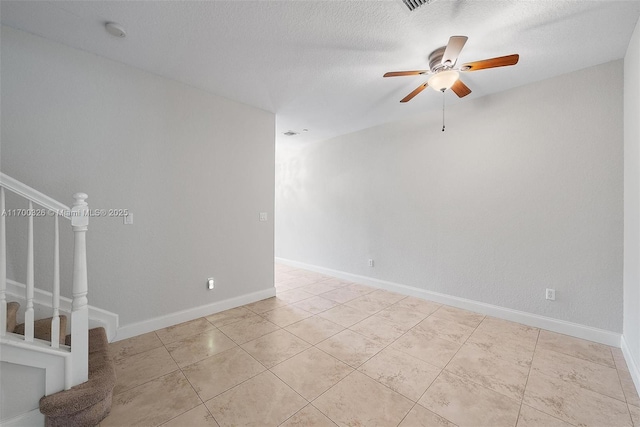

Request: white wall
left=276, top=60, right=623, bottom=333
left=1, top=26, right=275, bottom=327
left=624, top=17, right=640, bottom=383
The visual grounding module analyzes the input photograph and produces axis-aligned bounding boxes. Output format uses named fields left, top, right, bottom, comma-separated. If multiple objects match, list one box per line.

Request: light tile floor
left=102, top=264, right=640, bottom=426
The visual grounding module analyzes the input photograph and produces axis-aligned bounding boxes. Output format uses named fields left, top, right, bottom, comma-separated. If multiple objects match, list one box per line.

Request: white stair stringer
left=1, top=408, right=45, bottom=427
left=1, top=333, right=70, bottom=395
left=0, top=333, right=71, bottom=426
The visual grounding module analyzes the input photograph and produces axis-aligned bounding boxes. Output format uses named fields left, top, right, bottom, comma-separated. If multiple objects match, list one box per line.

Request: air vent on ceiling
left=402, top=0, right=436, bottom=12
left=283, top=131, right=299, bottom=136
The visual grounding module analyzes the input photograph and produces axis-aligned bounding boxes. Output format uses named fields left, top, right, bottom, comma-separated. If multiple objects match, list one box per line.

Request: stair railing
left=0, top=173, right=89, bottom=388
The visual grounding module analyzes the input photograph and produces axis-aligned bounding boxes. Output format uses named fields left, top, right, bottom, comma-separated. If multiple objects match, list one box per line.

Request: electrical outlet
left=545, top=288, right=555, bottom=301
left=368, top=259, right=374, bottom=267
left=207, top=278, right=215, bottom=290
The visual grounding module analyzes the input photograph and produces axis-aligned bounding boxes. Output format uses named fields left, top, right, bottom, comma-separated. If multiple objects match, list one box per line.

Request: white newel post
left=70, top=193, right=89, bottom=386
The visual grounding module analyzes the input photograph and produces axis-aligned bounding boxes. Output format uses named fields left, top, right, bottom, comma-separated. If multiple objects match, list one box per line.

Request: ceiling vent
left=401, top=0, right=436, bottom=12
left=283, top=131, right=299, bottom=136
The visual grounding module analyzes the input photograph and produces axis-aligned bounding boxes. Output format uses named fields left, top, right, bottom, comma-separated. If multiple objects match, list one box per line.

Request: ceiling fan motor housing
left=428, top=46, right=447, bottom=72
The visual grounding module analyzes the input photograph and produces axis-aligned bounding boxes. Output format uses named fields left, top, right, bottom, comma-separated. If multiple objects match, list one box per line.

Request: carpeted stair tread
left=39, top=327, right=116, bottom=427
left=6, top=301, right=19, bottom=332
left=14, top=315, right=68, bottom=345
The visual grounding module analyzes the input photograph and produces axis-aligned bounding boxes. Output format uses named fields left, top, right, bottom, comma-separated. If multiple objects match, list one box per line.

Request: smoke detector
left=105, top=22, right=126, bottom=38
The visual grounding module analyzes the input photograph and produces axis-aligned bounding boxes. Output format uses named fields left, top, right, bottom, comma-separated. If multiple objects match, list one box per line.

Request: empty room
left=1, top=1, right=639, bottom=426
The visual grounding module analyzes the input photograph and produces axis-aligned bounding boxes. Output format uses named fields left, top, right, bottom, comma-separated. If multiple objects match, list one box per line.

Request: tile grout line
left=406, top=310, right=489, bottom=427
left=610, top=346, right=636, bottom=425
left=267, top=367, right=318, bottom=426
left=515, top=328, right=541, bottom=427
left=394, top=403, right=416, bottom=427
left=438, top=309, right=485, bottom=373
left=535, top=345, right=632, bottom=405
left=162, top=317, right=223, bottom=427
left=111, top=366, right=181, bottom=399
left=615, top=347, right=639, bottom=401
left=111, top=340, right=184, bottom=398
left=522, top=331, right=589, bottom=427
left=303, top=368, right=362, bottom=424
left=158, top=317, right=267, bottom=426
left=190, top=346, right=275, bottom=422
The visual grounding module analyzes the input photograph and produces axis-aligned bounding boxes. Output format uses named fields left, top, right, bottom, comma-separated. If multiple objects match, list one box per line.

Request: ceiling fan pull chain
left=442, top=89, right=446, bottom=132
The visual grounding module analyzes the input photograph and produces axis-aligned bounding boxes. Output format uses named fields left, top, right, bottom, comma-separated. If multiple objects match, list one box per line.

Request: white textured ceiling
left=1, top=1, right=639, bottom=145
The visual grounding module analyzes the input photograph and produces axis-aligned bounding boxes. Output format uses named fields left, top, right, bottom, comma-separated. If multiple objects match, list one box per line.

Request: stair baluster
left=51, top=213, right=60, bottom=348
left=0, top=187, right=6, bottom=337
left=25, top=200, right=35, bottom=342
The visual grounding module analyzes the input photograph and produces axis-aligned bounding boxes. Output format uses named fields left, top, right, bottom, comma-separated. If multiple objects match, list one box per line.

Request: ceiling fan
left=384, top=36, right=519, bottom=102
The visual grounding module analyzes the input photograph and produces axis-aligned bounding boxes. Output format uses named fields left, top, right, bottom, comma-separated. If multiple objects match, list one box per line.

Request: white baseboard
left=1, top=407, right=44, bottom=427
left=276, top=257, right=622, bottom=347
left=621, top=336, right=640, bottom=395
left=6, top=279, right=119, bottom=342
left=114, top=287, right=276, bottom=342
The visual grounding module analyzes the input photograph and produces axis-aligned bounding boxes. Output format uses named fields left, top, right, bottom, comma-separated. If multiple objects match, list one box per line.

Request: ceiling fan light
left=428, top=70, right=459, bottom=91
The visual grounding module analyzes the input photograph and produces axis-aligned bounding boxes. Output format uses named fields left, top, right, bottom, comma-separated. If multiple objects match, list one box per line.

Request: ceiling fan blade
left=400, top=82, right=429, bottom=103
left=451, top=79, right=472, bottom=98
left=384, top=70, right=429, bottom=77
left=441, top=36, right=468, bottom=67
left=460, top=54, right=520, bottom=72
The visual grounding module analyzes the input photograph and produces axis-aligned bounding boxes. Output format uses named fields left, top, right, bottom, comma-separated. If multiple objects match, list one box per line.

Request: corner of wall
left=623, top=15, right=640, bottom=395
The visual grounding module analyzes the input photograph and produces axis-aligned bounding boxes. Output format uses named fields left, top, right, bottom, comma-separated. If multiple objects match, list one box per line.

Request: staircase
left=0, top=173, right=116, bottom=426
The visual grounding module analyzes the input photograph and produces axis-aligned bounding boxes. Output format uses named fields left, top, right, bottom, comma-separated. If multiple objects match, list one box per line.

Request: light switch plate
left=259, top=212, right=268, bottom=222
